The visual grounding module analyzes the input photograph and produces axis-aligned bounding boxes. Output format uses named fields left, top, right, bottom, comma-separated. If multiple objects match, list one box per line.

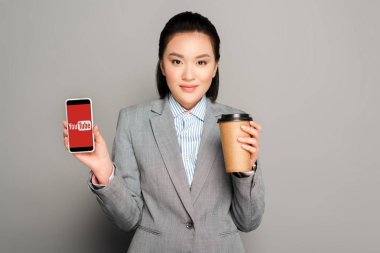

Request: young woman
left=63, top=11, right=264, bottom=253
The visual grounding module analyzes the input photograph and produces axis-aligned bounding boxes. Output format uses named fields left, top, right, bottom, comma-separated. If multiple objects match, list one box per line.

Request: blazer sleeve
left=230, top=158, right=265, bottom=232
left=87, top=108, right=143, bottom=232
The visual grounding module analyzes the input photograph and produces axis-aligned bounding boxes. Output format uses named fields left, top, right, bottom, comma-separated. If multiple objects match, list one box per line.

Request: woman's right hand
left=63, top=120, right=113, bottom=185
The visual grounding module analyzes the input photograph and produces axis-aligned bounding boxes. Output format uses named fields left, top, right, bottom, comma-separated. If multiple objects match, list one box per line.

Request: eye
left=198, top=60, right=207, bottom=65
left=171, top=59, right=181, bottom=65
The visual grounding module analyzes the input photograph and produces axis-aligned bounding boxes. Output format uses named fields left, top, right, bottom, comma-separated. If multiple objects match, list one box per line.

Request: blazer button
left=186, top=221, right=193, bottom=229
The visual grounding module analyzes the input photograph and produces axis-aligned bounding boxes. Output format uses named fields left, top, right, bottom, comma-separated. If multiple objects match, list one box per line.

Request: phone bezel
left=65, top=97, right=95, bottom=153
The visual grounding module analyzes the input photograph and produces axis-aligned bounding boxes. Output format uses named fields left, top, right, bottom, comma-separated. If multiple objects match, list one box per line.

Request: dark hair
left=156, top=11, right=220, bottom=102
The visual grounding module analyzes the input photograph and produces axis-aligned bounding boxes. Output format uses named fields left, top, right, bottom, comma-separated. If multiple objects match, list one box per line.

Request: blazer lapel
left=150, top=98, right=195, bottom=220
left=190, top=99, right=222, bottom=204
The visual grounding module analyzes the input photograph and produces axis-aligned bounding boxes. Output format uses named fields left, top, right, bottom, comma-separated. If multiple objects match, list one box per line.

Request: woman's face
left=160, top=32, right=218, bottom=110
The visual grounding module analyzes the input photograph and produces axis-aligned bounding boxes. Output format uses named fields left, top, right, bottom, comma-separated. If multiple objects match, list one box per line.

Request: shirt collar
left=168, top=92, right=207, bottom=121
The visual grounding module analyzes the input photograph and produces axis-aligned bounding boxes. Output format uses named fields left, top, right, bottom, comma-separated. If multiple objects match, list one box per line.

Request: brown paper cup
left=217, top=114, right=253, bottom=173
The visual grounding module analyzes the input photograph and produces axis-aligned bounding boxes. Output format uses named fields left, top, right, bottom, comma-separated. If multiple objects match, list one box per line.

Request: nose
left=182, top=64, right=195, bottom=81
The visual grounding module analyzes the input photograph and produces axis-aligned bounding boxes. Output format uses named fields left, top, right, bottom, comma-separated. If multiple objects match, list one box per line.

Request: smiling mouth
left=179, top=84, right=199, bottom=88
left=179, top=84, right=199, bottom=92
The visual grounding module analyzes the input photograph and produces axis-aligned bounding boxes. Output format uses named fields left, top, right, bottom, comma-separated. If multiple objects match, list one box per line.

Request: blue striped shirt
left=168, top=93, right=207, bottom=186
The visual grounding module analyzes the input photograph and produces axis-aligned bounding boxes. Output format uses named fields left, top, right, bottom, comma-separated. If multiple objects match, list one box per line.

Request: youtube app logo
left=69, top=120, right=92, bottom=131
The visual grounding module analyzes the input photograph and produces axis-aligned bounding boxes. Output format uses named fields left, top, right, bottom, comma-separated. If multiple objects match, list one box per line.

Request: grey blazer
left=88, top=97, right=265, bottom=253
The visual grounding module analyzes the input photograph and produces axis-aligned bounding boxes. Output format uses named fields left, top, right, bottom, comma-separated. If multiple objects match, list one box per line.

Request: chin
left=182, top=96, right=203, bottom=109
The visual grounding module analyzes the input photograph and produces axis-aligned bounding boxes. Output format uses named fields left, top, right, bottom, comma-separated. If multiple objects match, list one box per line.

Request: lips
left=179, top=84, right=199, bottom=88
left=179, top=84, right=199, bottom=93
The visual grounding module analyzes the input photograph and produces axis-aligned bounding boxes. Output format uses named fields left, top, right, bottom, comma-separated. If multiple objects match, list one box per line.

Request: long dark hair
left=156, top=11, right=220, bottom=102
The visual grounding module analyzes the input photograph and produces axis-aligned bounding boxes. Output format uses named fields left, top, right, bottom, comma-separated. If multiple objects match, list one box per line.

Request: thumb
left=93, top=125, right=104, bottom=143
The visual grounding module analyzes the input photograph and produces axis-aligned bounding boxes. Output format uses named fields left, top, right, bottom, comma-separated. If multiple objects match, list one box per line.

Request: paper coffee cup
left=217, top=114, right=253, bottom=173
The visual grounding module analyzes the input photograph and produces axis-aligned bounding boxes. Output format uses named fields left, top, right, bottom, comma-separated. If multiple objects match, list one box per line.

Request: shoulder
left=119, top=99, right=157, bottom=113
left=210, top=100, right=248, bottom=115
left=116, top=98, right=162, bottom=122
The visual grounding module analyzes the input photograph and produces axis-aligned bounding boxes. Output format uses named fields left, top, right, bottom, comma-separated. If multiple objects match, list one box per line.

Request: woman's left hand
left=237, top=121, right=262, bottom=170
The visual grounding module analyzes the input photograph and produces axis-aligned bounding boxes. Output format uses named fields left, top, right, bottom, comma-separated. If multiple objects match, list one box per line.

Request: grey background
left=1, top=0, right=379, bottom=252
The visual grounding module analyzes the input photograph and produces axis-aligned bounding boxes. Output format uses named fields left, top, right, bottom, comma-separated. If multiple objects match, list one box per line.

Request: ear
left=212, top=63, right=218, bottom=78
left=160, top=61, right=165, bottom=76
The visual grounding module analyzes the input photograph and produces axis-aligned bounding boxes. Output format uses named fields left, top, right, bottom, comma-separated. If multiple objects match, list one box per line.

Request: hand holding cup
left=238, top=120, right=262, bottom=170
left=217, top=114, right=262, bottom=173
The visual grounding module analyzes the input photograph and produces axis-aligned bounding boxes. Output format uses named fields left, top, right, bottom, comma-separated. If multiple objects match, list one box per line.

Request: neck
left=181, top=103, right=195, bottom=111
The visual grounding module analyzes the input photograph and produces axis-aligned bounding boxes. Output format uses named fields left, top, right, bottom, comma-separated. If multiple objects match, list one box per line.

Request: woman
left=63, top=11, right=264, bottom=253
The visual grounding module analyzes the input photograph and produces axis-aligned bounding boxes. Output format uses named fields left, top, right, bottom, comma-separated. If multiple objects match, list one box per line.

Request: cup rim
left=217, top=113, right=252, bottom=123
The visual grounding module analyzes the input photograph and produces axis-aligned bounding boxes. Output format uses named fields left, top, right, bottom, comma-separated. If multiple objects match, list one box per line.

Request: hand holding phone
left=63, top=98, right=113, bottom=185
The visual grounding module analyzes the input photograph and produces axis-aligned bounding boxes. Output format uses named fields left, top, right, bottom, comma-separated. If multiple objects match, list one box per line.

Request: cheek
left=198, top=67, right=216, bottom=82
left=165, top=67, right=181, bottom=85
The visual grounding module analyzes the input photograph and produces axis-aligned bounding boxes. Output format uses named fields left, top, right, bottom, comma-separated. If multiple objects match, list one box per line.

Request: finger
left=237, top=136, right=258, bottom=147
left=93, top=125, right=104, bottom=144
left=63, top=128, right=68, bottom=138
left=241, top=144, right=257, bottom=154
left=64, top=136, right=69, bottom=149
left=63, top=120, right=68, bottom=129
left=249, top=121, right=262, bottom=131
left=240, top=125, right=259, bottom=139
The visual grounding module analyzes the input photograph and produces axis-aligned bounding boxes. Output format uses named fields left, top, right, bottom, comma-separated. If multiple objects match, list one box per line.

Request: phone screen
left=65, top=98, right=94, bottom=153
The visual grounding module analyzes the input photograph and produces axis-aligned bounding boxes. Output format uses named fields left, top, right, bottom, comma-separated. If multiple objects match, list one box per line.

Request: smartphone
left=65, top=98, right=95, bottom=153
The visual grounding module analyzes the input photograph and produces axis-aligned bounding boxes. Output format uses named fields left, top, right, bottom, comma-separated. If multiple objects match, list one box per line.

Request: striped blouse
left=168, top=92, right=207, bottom=186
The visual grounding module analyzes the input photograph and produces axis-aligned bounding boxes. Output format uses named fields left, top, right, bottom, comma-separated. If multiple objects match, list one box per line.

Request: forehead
left=165, top=32, right=214, bottom=56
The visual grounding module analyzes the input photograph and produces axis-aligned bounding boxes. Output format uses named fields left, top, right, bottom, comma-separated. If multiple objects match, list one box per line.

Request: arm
left=87, top=108, right=143, bottom=232
left=232, top=163, right=255, bottom=178
left=230, top=159, right=265, bottom=232
left=91, top=164, right=115, bottom=189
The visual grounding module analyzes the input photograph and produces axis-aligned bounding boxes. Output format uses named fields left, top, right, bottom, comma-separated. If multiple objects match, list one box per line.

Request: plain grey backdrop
left=1, top=0, right=379, bottom=252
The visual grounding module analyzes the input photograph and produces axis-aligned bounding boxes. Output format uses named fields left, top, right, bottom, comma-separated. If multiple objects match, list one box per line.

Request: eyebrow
left=168, top=52, right=211, bottom=59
